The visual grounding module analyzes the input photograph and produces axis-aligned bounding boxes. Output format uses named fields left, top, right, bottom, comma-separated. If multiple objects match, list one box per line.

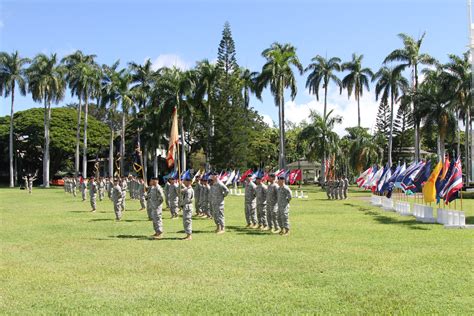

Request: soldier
left=209, top=172, right=229, bottom=234
left=325, top=180, right=331, bottom=199
left=164, top=178, right=170, bottom=210
left=200, top=175, right=211, bottom=218
left=180, top=174, right=194, bottom=240
left=266, top=173, right=279, bottom=233
left=168, top=176, right=180, bottom=219
left=89, top=177, right=97, bottom=212
left=138, top=178, right=147, bottom=211
left=148, top=177, right=165, bottom=239
left=338, top=176, right=344, bottom=200
left=72, top=177, right=77, bottom=197
left=244, top=174, right=257, bottom=228
left=334, top=178, right=340, bottom=200
left=343, top=175, right=349, bottom=199
left=22, top=175, right=28, bottom=191
left=255, top=174, right=268, bottom=230
left=121, top=177, right=128, bottom=211
left=194, top=175, right=202, bottom=216
left=98, top=177, right=105, bottom=201
left=64, top=177, right=68, bottom=193
left=81, top=178, right=88, bottom=201
left=28, top=174, right=37, bottom=194
left=107, top=177, right=113, bottom=199
left=112, top=178, right=123, bottom=221
left=277, top=175, right=292, bottom=236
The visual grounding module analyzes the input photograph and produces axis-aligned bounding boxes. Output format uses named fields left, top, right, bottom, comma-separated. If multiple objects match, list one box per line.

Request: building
left=286, top=160, right=321, bottom=184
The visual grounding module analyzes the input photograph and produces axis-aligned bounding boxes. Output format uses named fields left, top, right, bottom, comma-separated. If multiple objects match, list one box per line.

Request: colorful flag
left=132, top=142, right=143, bottom=173
left=422, top=161, right=442, bottom=203
left=412, top=161, right=431, bottom=192
left=400, top=161, right=425, bottom=192
left=356, top=166, right=373, bottom=187
left=225, top=170, right=236, bottom=186
left=233, top=170, right=240, bottom=184
left=377, top=165, right=392, bottom=193
left=394, top=162, right=409, bottom=189
left=439, top=155, right=451, bottom=180
left=240, top=169, right=253, bottom=182
left=440, top=158, right=463, bottom=203
left=289, top=169, right=302, bottom=185
left=363, top=166, right=378, bottom=189
left=166, top=107, right=179, bottom=168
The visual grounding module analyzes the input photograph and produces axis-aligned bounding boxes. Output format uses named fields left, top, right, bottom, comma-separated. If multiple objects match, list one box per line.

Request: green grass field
left=1, top=186, right=473, bottom=314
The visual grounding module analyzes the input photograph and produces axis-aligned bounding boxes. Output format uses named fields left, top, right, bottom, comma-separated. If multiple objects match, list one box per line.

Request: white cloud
left=261, top=114, right=274, bottom=127
left=150, top=54, right=189, bottom=71
left=280, top=87, right=380, bottom=136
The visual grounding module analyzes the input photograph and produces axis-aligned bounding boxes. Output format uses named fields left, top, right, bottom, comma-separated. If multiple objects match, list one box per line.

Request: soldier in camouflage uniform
left=148, top=177, right=164, bottom=239
left=121, top=177, right=127, bottom=211
left=107, top=177, right=113, bottom=199
left=244, top=174, right=257, bottom=228
left=180, top=174, right=194, bottom=240
left=194, top=175, right=202, bottom=216
left=277, top=175, right=292, bottom=236
left=72, top=177, right=77, bottom=197
left=81, top=178, right=88, bottom=201
left=89, top=177, right=97, bottom=212
left=138, top=178, right=147, bottom=211
left=164, top=178, right=170, bottom=210
left=200, top=176, right=211, bottom=218
left=325, top=180, right=331, bottom=199
left=112, top=178, right=123, bottom=221
left=343, top=175, right=349, bottom=199
left=98, top=177, right=105, bottom=201
left=338, top=176, right=344, bottom=200
left=266, top=173, right=280, bottom=233
left=168, top=176, right=180, bottom=218
left=210, top=172, right=229, bottom=234
left=255, top=175, right=268, bottom=230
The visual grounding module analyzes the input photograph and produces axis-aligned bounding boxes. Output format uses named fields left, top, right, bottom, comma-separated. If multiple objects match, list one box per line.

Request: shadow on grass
left=466, top=216, right=474, bottom=225
left=226, top=225, right=271, bottom=236
left=89, top=219, right=148, bottom=222
left=344, top=203, right=431, bottom=231
left=112, top=234, right=181, bottom=241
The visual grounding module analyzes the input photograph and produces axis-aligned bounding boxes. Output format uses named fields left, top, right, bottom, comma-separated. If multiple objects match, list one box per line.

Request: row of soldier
left=325, top=176, right=349, bottom=200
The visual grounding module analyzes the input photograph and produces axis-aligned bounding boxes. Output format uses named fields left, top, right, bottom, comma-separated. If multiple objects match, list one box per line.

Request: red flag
left=240, top=169, right=253, bottom=182
left=289, top=169, right=302, bottom=185
left=166, top=107, right=179, bottom=168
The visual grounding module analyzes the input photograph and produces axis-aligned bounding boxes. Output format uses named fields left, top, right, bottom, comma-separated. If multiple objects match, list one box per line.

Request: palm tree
left=305, top=55, right=342, bottom=118
left=61, top=50, right=97, bottom=177
left=256, top=42, right=303, bottom=169
left=344, top=127, right=383, bottom=172
left=299, top=109, right=342, bottom=183
left=373, top=66, right=409, bottom=166
left=240, top=67, right=258, bottom=108
left=384, top=32, right=437, bottom=161
left=443, top=52, right=471, bottom=180
left=0, top=51, right=30, bottom=187
left=26, top=53, right=65, bottom=187
left=341, top=53, right=374, bottom=127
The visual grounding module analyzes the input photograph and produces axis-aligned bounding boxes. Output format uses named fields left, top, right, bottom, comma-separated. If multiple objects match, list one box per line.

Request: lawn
left=1, top=186, right=473, bottom=314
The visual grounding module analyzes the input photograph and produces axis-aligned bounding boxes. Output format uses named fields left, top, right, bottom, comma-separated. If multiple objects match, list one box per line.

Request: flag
left=181, top=169, right=192, bottom=181
left=166, top=107, right=179, bottom=168
left=289, top=169, right=302, bottom=185
left=225, top=170, right=236, bottom=186
left=377, top=165, right=392, bottom=193
left=114, top=152, right=122, bottom=177
left=439, top=155, right=451, bottom=180
left=436, top=159, right=455, bottom=203
left=363, top=166, right=378, bottom=189
left=440, top=158, right=463, bottom=203
left=383, top=163, right=402, bottom=193
left=233, top=170, right=240, bottom=184
left=412, top=161, right=431, bottom=192
left=192, top=169, right=202, bottom=184
left=240, top=169, right=253, bottom=182
left=393, top=162, right=409, bottom=189
left=366, top=166, right=383, bottom=188
left=261, top=171, right=269, bottom=182
left=356, top=166, right=372, bottom=187
left=220, top=170, right=229, bottom=183
left=422, top=161, right=442, bottom=203
left=401, top=161, right=425, bottom=192
left=132, top=142, right=143, bottom=173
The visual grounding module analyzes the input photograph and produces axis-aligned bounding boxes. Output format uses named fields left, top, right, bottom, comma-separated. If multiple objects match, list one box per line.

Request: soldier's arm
left=286, top=188, right=292, bottom=202
left=221, top=182, right=229, bottom=197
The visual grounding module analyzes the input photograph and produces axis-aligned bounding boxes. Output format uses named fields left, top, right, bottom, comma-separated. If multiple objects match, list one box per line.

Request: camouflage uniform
left=325, top=181, right=331, bottom=199
left=112, top=183, right=123, bottom=220
left=181, top=184, right=194, bottom=235
left=200, top=182, right=211, bottom=217
left=338, top=179, right=343, bottom=200
left=72, top=178, right=77, bottom=197
left=89, top=180, right=97, bottom=211
left=194, top=182, right=201, bottom=215
left=168, top=182, right=180, bottom=218
left=121, top=179, right=127, bottom=211
left=210, top=179, right=229, bottom=228
left=149, top=184, right=164, bottom=234
left=98, top=179, right=105, bottom=201
left=164, top=181, right=170, bottom=209
left=244, top=181, right=257, bottom=226
left=139, top=181, right=147, bottom=210
left=277, top=184, right=292, bottom=230
left=343, top=177, right=349, bottom=199
left=81, top=181, right=87, bottom=201
left=256, top=182, right=268, bottom=227
left=266, top=181, right=279, bottom=230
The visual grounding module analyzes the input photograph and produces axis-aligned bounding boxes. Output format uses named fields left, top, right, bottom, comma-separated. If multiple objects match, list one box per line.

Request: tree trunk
left=388, top=91, right=394, bottom=166
left=43, top=98, right=51, bottom=188
left=278, top=81, right=286, bottom=170
left=357, top=95, right=361, bottom=127
left=9, top=87, right=15, bottom=187
left=323, top=84, right=328, bottom=119
left=207, top=101, right=212, bottom=170
left=75, top=98, right=82, bottom=177
left=82, top=95, right=89, bottom=178
left=456, top=109, right=461, bottom=157
left=413, top=64, right=420, bottom=162
left=466, top=109, right=471, bottom=182
left=108, top=126, right=114, bottom=177
left=414, top=121, right=420, bottom=162
left=153, top=147, right=158, bottom=178
left=143, top=147, right=148, bottom=180
left=120, top=111, right=126, bottom=175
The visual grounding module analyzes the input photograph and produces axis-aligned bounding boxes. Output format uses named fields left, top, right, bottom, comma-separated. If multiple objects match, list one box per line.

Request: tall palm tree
left=0, top=51, right=30, bottom=187
left=256, top=42, right=303, bottom=169
left=26, top=53, right=65, bottom=187
left=240, top=67, right=258, bottom=108
left=305, top=55, right=342, bottom=118
left=384, top=32, right=436, bottom=161
left=61, top=50, right=97, bottom=177
left=443, top=52, right=471, bottom=180
left=299, top=109, right=342, bottom=183
left=373, top=66, right=409, bottom=166
left=341, top=53, right=373, bottom=127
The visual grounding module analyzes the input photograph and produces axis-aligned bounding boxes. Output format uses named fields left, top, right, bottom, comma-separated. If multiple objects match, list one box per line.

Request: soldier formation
left=325, top=175, right=349, bottom=200
left=60, top=170, right=301, bottom=239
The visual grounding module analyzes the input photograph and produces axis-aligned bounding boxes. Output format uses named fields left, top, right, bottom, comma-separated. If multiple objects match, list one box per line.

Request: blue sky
left=0, top=0, right=469, bottom=135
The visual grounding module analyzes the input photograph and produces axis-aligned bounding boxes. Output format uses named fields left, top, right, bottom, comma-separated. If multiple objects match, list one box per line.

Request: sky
left=0, top=0, right=470, bottom=135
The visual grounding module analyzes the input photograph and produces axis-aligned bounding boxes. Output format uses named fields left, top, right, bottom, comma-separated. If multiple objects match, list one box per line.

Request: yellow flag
left=422, top=161, right=442, bottom=203
left=166, top=107, right=179, bottom=168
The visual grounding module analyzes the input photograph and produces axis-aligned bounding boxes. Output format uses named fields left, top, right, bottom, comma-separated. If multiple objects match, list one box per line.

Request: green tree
left=0, top=51, right=30, bottom=187
left=384, top=32, right=436, bottom=161
left=305, top=55, right=342, bottom=118
left=341, top=53, right=373, bottom=127
left=373, top=66, right=409, bottom=166
left=257, top=42, right=303, bottom=169
left=26, top=53, right=65, bottom=187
